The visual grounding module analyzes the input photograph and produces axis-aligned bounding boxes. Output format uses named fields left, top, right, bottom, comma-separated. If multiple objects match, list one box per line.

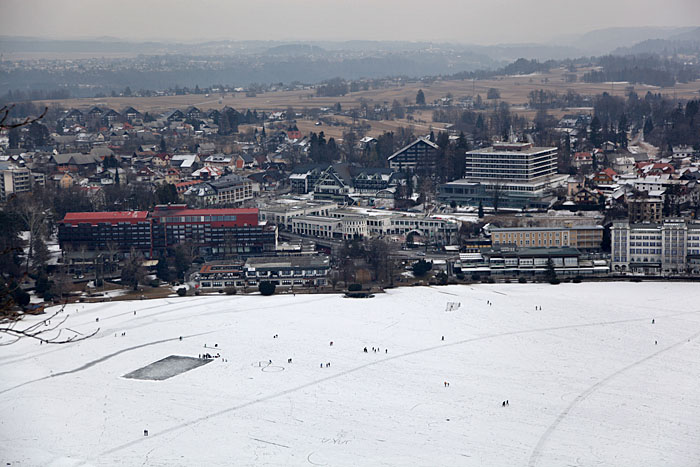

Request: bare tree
left=0, top=305, right=99, bottom=345
left=11, top=194, right=47, bottom=273
left=0, top=104, right=48, bottom=130
left=490, top=181, right=504, bottom=214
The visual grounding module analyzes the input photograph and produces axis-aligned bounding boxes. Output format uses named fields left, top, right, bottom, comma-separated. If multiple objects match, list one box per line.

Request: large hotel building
left=58, top=205, right=277, bottom=261
left=438, top=142, right=567, bottom=209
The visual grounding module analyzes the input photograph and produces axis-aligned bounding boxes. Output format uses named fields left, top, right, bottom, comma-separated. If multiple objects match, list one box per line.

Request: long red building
left=58, top=205, right=277, bottom=260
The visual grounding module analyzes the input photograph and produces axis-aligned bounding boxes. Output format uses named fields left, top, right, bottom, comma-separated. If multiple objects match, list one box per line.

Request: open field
left=37, top=69, right=700, bottom=114
left=2, top=282, right=699, bottom=466
left=34, top=67, right=700, bottom=139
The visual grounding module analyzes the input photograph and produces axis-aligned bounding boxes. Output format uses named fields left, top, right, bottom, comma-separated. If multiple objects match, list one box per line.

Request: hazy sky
left=1, top=0, right=699, bottom=44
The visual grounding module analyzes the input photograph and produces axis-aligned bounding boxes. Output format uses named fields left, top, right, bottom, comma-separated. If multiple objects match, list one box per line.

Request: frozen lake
left=1, top=282, right=699, bottom=466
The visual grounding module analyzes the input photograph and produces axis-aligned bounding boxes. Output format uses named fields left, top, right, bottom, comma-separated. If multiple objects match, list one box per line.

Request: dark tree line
left=583, top=54, right=700, bottom=87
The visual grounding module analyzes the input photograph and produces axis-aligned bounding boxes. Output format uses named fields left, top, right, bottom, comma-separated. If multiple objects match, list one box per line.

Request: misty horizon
left=1, top=0, right=699, bottom=46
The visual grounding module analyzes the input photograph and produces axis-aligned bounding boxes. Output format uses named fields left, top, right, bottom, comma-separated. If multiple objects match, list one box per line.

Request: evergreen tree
left=159, top=136, right=167, bottom=153
left=416, top=89, right=426, bottom=106
left=617, top=114, right=629, bottom=148
left=478, top=201, right=484, bottom=218
left=589, top=116, right=602, bottom=148
left=156, top=183, right=179, bottom=205
left=545, top=258, right=557, bottom=284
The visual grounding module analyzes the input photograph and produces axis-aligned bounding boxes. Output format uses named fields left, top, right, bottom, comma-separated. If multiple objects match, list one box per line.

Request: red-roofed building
left=592, top=168, right=618, bottom=185
left=573, top=152, right=593, bottom=168
left=151, top=205, right=259, bottom=227
left=176, top=180, right=204, bottom=195
left=61, top=211, right=149, bottom=226
left=58, top=206, right=276, bottom=260
left=637, top=161, right=675, bottom=176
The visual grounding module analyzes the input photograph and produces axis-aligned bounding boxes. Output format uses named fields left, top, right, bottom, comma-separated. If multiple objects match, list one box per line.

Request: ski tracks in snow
left=527, top=328, right=700, bottom=467
left=95, top=309, right=700, bottom=460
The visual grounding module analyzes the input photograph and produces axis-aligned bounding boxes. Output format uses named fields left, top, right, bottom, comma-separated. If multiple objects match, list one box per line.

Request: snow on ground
left=1, top=283, right=700, bottom=467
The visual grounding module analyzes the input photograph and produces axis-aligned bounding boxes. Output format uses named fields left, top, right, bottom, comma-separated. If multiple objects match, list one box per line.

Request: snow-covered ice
left=1, top=282, right=699, bottom=466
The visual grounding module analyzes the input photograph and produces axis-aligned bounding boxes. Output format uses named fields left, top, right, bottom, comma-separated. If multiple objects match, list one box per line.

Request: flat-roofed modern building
left=627, top=196, right=663, bottom=224
left=0, top=163, right=32, bottom=201
left=258, top=199, right=338, bottom=230
left=611, top=219, right=700, bottom=275
left=194, top=255, right=331, bottom=289
left=456, top=246, right=610, bottom=277
left=58, top=205, right=277, bottom=261
left=438, top=142, right=566, bottom=209
left=490, top=225, right=604, bottom=250
left=464, top=142, right=557, bottom=181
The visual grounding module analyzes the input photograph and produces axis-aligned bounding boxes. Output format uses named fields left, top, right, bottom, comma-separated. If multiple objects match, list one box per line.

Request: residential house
left=164, top=167, right=181, bottom=185
left=573, top=152, right=593, bottom=169
left=234, top=154, right=256, bottom=170
left=592, top=168, right=618, bottom=185
left=192, top=165, right=225, bottom=181
left=176, top=179, right=204, bottom=196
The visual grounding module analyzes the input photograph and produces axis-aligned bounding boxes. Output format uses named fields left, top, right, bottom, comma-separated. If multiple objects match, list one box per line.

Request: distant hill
left=610, top=27, right=700, bottom=56
left=557, top=26, right=699, bottom=55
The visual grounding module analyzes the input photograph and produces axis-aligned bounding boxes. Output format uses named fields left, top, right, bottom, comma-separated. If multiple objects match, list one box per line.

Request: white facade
left=259, top=200, right=338, bottom=230
left=0, top=164, right=32, bottom=201
left=464, top=143, right=557, bottom=182
left=611, top=219, right=700, bottom=275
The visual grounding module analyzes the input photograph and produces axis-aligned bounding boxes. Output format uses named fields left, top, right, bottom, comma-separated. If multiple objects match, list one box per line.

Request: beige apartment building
left=490, top=225, right=604, bottom=250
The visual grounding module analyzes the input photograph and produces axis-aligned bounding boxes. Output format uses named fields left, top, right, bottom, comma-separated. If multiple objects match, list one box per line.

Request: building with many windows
left=387, top=137, right=439, bottom=172
left=183, top=174, right=254, bottom=207
left=627, top=196, right=663, bottom=224
left=611, top=219, right=700, bottom=275
left=58, top=205, right=277, bottom=262
left=0, top=162, right=33, bottom=201
left=194, top=255, right=331, bottom=290
left=438, top=142, right=567, bottom=209
left=490, top=225, right=604, bottom=250
left=258, top=199, right=338, bottom=231
left=456, top=247, right=609, bottom=278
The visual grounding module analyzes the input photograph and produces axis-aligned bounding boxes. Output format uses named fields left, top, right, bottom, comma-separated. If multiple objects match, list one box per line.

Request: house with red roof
left=592, top=168, right=618, bottom=185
